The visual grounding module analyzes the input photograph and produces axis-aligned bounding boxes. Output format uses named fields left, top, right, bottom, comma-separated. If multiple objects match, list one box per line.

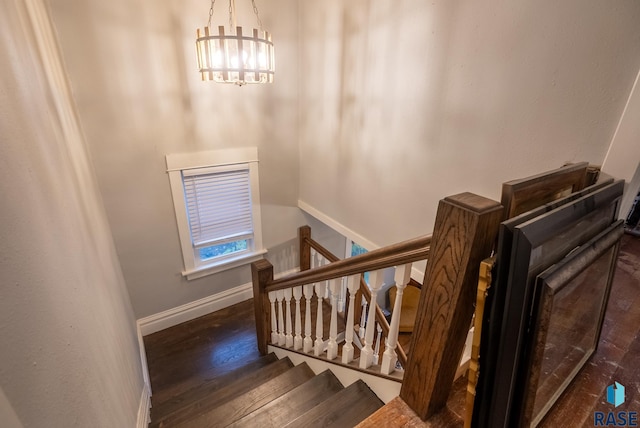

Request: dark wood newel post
left=400, top=193, right=502, bottom=420
left=299, top=225, right=311, bottom=271
left=251, top=259, right=274, bottom=355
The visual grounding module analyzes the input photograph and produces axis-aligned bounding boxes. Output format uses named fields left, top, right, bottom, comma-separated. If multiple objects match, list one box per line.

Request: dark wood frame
left=473, top=179, right=624, bottom=428
left=500, top=162, right=589, bottom=219
left=521, top=220, right=623, bottom=427
left=471, top=177, right=614, bottom=427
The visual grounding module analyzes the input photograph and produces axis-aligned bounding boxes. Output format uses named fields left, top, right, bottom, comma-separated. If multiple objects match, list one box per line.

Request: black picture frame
left=521, top=220, right=623, bottom=427
left=472, top=177, right=614, bottom=427
left=473, top=179, right=624, bottom=428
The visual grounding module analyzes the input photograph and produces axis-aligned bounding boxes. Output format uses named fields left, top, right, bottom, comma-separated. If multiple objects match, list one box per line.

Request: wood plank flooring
left=144, top=234, right=640, bottom=427
left=144, top=298, right=262, bottom=407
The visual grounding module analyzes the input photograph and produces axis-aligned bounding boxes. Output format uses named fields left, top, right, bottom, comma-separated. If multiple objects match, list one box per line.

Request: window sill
left=182, top=249, right=268, bottom=281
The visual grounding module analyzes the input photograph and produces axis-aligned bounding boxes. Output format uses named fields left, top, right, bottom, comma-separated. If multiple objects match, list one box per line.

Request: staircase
left=145, top=192, right=502, bottom=427
left=149, top=353, right=383, bottom=428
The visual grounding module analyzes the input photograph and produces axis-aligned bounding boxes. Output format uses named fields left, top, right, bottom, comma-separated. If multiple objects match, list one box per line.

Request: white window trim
left=166, top=147, right=265, bottom=280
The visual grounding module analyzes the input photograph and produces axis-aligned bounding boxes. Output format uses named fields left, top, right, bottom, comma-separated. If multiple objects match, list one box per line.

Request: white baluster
left=321, top=258, right=330, bottom=299
left=284, top=288, right=293, bottom=348
left=342, top=274, right=361, bottom=364
left=360, top=270, right=383, bottom=369
left=268, top=291, right=278, bottom=344
left=338, top=277, right=347, bottom=313
left=373, top=323, right=382, bottom=365
left=293, top=286, right=303, bottom=350
left=314, top=281, right=327, bottom=356
left=381, top=263, right=412, bottom=374
left=303, top=284, right=314, bottom=353
left=276, top=290, right=285, bottom=346
left=311, top=249, right=319, bottom=269
left=359, top=298, right=367, bottom=339
left=327, top=278, right=340, bottom=360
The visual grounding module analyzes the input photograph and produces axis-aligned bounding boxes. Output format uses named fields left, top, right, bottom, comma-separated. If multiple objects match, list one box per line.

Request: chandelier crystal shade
left=196, top=0, right=275, bottom=86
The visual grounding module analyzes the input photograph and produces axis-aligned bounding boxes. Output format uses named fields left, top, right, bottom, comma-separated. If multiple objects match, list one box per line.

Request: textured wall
left=0, top=0, right=144, bottom=426
left=298, top=0, right=640, bottom=246
left=48, top=0, right=304, bottom=318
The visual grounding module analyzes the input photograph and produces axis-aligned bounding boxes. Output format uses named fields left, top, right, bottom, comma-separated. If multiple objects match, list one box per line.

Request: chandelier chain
left=228, top=0, right=234, bottom=30
left=207, top=0, right=216, bottom=28
left=251, top=0, right=263, bottom=30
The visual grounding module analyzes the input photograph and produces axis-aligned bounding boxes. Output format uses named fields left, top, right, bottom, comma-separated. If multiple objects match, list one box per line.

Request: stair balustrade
left=251, top=193, right=503, bottom=422
left=252, top=226, right=431, bottom=378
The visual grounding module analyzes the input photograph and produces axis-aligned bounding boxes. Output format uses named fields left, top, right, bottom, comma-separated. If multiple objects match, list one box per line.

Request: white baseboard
left=137, top=283, right=253, bottom=336
left=298, top=200, right=426, bottom=281
left=137, top=268, right=300, bottom=336
left=136, top=383, right=151, bottom=428
left=298, top=200, right=381, bottom=251
left=136, top=323, right=151, bottom=393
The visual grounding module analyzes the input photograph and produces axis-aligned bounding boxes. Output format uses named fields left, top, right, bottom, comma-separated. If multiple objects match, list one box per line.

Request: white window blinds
left=182, top=165, right=253, bottom=249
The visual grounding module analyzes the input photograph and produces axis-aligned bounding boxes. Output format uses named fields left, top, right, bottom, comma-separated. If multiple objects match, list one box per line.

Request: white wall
left=602, top=69, right=640, bottom=219
left=0, top=0, right=144, bottom=426
left=48, top=0, right=304, bottom=318
left=46, top=0, right=640, bottom=321
left=298, top=0, right=640, bottom=246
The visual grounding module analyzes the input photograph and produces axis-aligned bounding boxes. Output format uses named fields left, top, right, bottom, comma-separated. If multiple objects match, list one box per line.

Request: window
left=166, top=148, right=265, bottom=280
left=347, top=240, right=370, bottom=284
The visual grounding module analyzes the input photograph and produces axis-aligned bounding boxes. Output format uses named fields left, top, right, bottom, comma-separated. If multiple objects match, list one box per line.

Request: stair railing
left=252, top=229, right=432, bottom=377
left=299, top=226, right=418, bottom=370
left=253, top=193, right=503, bottom=422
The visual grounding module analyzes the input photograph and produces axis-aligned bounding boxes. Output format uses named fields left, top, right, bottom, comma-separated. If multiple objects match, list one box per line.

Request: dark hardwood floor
left=539, top=233, right=640, bottom=427
left=144, top=299, right=262, bottom=406
left=144, top=234, right=640, bottom=427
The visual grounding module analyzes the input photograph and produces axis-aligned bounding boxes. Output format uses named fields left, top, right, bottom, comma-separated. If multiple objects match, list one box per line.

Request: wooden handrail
left=307, top=238, right=339, bottom=263
left=264, top=241, right=430, bottom=293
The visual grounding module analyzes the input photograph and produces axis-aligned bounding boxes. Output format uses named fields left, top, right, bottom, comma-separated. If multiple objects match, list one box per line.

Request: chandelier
left=195, top=0, right=275, bottom=86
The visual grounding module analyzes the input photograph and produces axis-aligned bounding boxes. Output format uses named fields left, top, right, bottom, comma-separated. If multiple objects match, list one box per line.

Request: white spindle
left=359, top=298, right=367, bottom=339
left=268, top=291, right=278, bottom=344
left=373, top=323, right=382, bottom=365
left=314, top=281, right=326, bottom=356
left=327, top=278, right=340, bottom=360
left=284, top=288, right=293, bottom=348
left=303, top=283, right=314, bottom=353
left=312, top=249, right=320, bottom=269
left=293, top=286, right=303, bottom=350
left=321, top=258, right=330, bottom=298
left=381, top=263, right=412, bottom=374
left=276, top=290, right=285, bottom=346
left=342, top=274, right=361, bottom=364
left=338, top=277, right=347, bottom=313
left=360, top=270, right=383, bottom=369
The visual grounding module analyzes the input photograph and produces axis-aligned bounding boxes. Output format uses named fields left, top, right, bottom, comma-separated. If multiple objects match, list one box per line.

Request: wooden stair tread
left=152, top=356, right=294, bottom=427
left=229, top=369, right=344, bottom=428
left=150, top=352, right=278, bottom=423
left=176, top=362, right=316, bottom=428
left=283, top=380, right=384, bottom=428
